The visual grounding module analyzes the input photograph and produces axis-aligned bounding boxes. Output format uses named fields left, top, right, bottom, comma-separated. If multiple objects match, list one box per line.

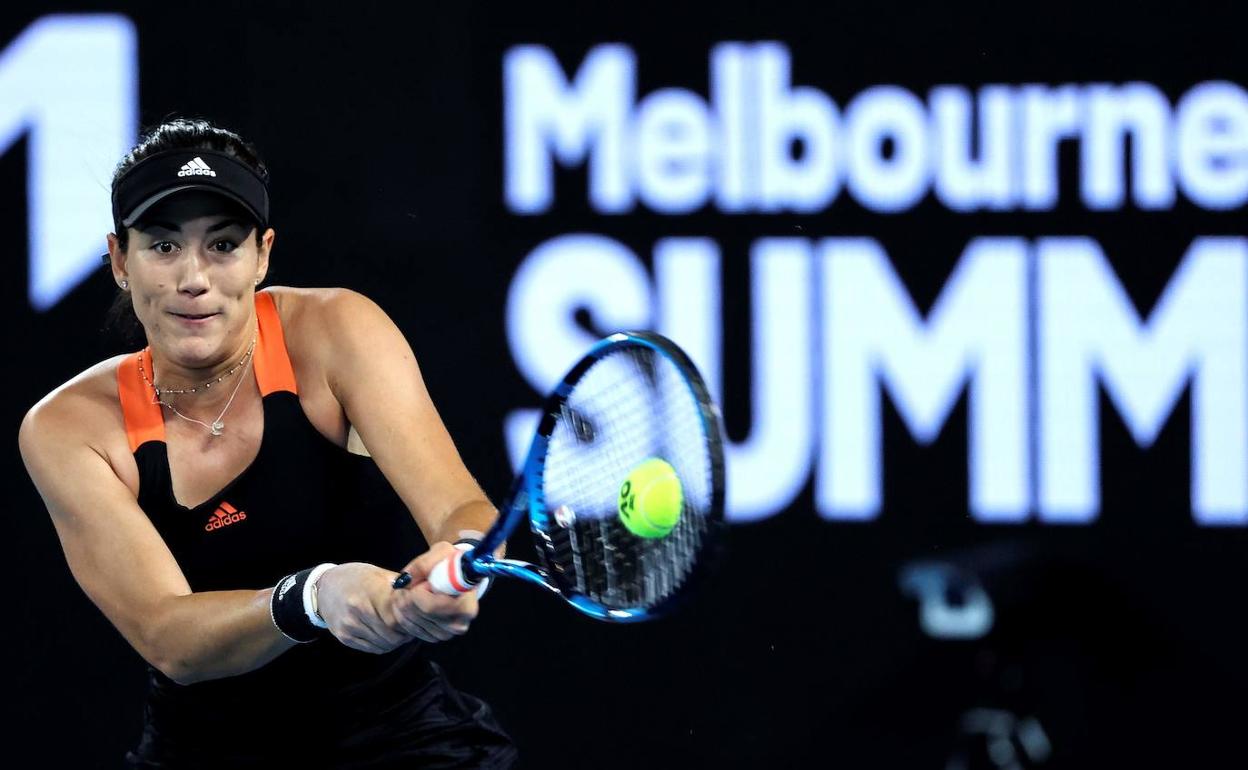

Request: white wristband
left=302, top=562, right=337, bottom=629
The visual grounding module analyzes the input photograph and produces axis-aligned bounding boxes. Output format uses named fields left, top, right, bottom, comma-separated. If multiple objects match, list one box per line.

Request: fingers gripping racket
left=394, top=331, right=725, bottom=622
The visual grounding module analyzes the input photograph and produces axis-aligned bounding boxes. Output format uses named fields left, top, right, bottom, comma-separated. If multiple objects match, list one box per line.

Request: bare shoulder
left=22, top=356, right=130, bottom=443
left=19, top=355, right=135, bottom=486
left=263, top=286, right=399, bottom=360
left=260, top=287, right=410, bottom=445
left=264, top=285, right=386, bottom=331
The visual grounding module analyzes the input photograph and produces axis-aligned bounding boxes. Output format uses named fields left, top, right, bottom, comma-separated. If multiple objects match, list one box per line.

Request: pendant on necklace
left=210, top=421, right=225, bottom=436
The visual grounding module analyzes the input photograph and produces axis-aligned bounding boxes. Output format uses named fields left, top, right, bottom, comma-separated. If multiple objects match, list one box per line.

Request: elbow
left=160, top=660, right=203, bottom=686
left=151, top=650, right=224, bottom=686
left=139, top=615, right=206, bottom=686
left=144, top=632, right=242, bottom=686
left=147, top=647, right=201, bottom=686
left=170, top=670, right=210, bottom=686
left=144, top=631, right=224, bottom=685
left=157, top=663, right=193, bottom=686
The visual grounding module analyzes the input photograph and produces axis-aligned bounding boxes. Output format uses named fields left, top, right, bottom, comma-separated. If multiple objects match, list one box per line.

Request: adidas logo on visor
left=177, top=156, right=217, bottom=178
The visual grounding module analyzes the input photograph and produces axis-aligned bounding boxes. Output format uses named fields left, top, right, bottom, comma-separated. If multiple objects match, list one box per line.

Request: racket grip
left=428, top=551, right=477, bottom=596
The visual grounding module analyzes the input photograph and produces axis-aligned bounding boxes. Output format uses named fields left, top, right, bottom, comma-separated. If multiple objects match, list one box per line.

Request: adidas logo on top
left=205, top=500, right=247, bottom=531
left=177, top=156, right=217, bottom=178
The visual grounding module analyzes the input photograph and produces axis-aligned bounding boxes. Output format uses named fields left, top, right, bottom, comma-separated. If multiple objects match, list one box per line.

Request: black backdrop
left=5, top=2, right=1248, bottom=767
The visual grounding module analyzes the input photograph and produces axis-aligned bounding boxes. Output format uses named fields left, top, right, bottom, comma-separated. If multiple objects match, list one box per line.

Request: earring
left=120, top=280, right=128, bottom=290
left=255, top=278, right=261, bottom=285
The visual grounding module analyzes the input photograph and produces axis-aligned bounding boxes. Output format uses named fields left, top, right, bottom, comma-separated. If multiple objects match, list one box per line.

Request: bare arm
left=308, top=290, right=504, bottom=640
left=19, top=398, right=296, bottom=684
left=317, top=290, right=501, bottom=546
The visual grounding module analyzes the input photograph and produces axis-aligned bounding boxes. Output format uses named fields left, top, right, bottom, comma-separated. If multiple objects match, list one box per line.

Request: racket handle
left=428, top=551, right=478, bottom=596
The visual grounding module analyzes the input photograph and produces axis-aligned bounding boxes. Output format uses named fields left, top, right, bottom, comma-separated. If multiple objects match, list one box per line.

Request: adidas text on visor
left=111, top=149, right=270, bottom=231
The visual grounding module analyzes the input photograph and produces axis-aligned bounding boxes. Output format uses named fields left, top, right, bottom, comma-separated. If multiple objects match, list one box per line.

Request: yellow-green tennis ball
left=618, top=458, right=683, bottom=539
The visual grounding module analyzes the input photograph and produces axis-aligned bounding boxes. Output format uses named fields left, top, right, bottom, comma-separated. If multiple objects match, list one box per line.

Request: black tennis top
left=117, top=291, right=437, bottom=763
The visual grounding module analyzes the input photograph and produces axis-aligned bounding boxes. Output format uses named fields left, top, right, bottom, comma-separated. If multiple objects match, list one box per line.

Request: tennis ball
left=618, top=458, right=683, bottom=539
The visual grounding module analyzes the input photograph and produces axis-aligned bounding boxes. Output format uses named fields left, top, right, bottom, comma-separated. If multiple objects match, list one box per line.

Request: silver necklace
left=141, top=339, right=256, bottom=437
left=139, top=336, right=256, bottom=396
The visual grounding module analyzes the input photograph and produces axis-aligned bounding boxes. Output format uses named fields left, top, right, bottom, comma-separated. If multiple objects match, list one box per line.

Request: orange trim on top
left=117, top=349, right=165, bottom=452
left=117, top=293, right=297, bottom=452
left=253, top=291, right=298, bottom=396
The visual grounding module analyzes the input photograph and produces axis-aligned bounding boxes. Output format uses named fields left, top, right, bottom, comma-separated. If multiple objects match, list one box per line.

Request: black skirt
left=124, top=654, right=517, bottom=769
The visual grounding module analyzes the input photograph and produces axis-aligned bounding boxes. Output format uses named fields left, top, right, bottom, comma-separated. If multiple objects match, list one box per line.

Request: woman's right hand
left=313, top=562, right=411, bottom=653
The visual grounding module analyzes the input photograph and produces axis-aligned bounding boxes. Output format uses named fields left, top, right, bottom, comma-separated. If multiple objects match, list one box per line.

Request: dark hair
left=106, top=118, right=269, bottom=343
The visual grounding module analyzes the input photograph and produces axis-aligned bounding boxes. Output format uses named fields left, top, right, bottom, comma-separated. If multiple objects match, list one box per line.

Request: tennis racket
left=393, top=331, right=725, bottom=622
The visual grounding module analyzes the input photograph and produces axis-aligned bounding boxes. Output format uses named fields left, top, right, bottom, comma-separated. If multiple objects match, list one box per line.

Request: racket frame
left=452, top=331, right=726, bottom=622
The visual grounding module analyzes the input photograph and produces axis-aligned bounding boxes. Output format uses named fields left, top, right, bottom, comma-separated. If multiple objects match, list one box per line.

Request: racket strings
left=537, top=346, right=714, bottom=611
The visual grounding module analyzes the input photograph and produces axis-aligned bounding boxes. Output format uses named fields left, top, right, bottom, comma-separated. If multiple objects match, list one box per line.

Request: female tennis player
left=18, top=119, right=517, bottom=767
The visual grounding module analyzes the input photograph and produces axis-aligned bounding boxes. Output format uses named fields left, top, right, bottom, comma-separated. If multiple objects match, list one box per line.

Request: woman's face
left=108, top=191, right=273, bottom=368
